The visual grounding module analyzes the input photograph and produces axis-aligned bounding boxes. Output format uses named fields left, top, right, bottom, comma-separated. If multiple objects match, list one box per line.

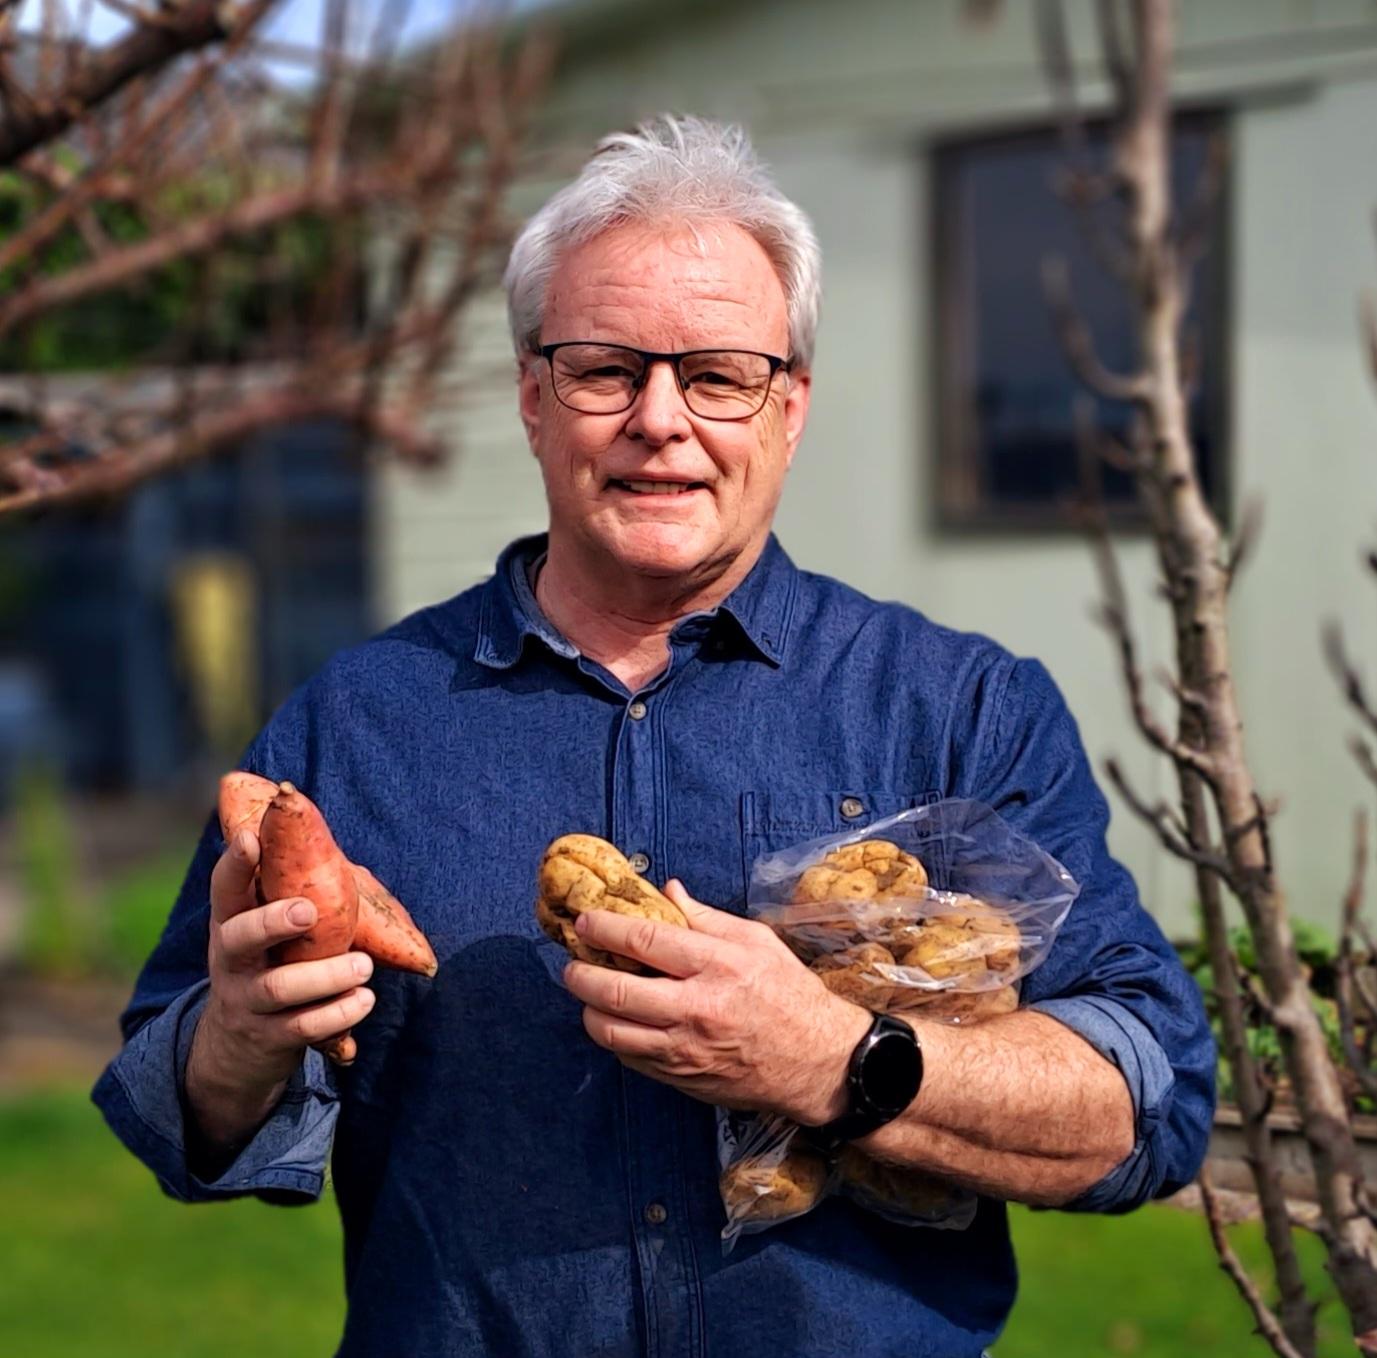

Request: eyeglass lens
left=549, top=344, right=776, bottom=418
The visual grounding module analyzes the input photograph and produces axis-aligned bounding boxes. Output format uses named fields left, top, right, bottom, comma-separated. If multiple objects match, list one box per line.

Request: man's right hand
left=183, top=827, right=375, bottom=1157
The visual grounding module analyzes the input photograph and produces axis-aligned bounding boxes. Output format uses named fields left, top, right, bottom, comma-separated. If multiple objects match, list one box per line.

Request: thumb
left=210, top=828, right=262, bottom=923
left=665, top=879, right=757, bottom=942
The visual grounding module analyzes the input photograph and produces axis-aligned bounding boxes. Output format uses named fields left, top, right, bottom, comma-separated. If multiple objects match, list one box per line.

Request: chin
left=602, top=521, right=715, bottom=578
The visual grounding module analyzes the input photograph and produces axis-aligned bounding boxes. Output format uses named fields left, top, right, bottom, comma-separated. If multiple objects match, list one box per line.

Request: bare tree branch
left=0, top=0, right=278, bottom=167
left=1105, top=755, right=1237, bottom=886
left=1042, top=256, right=1151, bottom=402
left=1326, top=622, right=1377, bottom=741
left=1043, top=0, right=1377, bottom=1344
left=1199, top=1166, right=1308, bottom=1358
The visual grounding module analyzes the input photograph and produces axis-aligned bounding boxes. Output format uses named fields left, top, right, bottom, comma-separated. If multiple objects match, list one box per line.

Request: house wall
left=374, top=0, right=1377, bottom=936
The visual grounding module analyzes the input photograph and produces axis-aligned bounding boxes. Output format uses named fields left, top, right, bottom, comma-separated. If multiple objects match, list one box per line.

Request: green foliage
left=100, top=849, right=192, bottom=978
left=14, top=763, right=194, bottom=980
left=1178, top=909, right=1358, bottom=1110
left=14, top=763, right=96, bottom=978
left=0, top=165, right=363, bottom=376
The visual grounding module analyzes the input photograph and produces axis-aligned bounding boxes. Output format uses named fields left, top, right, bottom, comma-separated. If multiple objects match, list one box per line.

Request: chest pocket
left=739, top=789, right=942, bottom=911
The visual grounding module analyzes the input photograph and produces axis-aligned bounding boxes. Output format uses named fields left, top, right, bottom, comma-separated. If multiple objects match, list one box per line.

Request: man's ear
left=518, top=354, right=542, bottom=454
left=782, top=367, right=812, bottom=470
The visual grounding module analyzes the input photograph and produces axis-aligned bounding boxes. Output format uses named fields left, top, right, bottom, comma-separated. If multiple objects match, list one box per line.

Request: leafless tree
left=1036, top=2, right=1377, bottom=1353
left=0, top=0, right=549, bottom=514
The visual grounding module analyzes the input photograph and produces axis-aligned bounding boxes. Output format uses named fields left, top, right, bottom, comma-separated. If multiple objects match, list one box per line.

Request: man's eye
left=686, top=369, right=737, bottom=387
left=580, top=365, right=636, bottom=380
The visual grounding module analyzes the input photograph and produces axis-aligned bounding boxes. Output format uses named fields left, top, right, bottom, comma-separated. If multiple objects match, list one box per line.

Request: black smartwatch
left=808, top=1013, right=923, bottom=1153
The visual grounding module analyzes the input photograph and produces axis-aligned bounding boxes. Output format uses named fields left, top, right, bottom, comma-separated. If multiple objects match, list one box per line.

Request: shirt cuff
left=1027, top=994, right=1176, bottom=1213
left=91, top=979, right=339, bottom=1203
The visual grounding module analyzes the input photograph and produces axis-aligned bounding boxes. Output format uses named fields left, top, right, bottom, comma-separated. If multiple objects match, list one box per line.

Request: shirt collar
left=473, top=532, right=798, bottom=671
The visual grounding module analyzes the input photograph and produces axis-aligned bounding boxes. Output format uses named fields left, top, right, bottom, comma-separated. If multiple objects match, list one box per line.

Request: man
left=94, top=114, right=1214, bottom=1358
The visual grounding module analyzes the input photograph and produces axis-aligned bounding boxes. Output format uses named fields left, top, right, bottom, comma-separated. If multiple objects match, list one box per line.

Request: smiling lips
left=608, top=478, right=708, bottom=495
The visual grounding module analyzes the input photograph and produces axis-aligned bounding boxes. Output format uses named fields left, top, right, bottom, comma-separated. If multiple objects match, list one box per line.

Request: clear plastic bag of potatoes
left=715, top=798, right=1079, bottom=1247
left=749, top=798, right=1079, bottom=1016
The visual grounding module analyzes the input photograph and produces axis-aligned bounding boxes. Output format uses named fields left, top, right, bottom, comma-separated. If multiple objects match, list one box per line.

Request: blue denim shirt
left=93, top=532, right=1215, bottom=1358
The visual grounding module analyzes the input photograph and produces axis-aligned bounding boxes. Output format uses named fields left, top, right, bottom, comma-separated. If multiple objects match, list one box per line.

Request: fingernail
left=233, top=831, right=251, bottom=857
left=359, top=987, right=376, bottom=1009
left=353, top=953, right=374, bottom=980
left=288, top=900, right=316, bottom=926
left=574, top=913, right=589, bottom=934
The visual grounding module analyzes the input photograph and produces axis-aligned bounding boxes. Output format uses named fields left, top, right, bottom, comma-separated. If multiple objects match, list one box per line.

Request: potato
left=351, top=863, right=438, bottom=978
left=720, top=1145, right=829, bottom=1222
left=811, top=942, right=899, bottom=1010
left=259, top=782, right=359, bottom=965
left=836, top=1145, right=969, bottom=1220
left=535, top=834, right=688, bottom=974
left=217, top=770, right=279, bottom=844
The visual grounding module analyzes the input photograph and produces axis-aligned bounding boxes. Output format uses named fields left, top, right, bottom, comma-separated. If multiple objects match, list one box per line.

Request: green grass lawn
left=0, top=1083, right=1355, bottom=1356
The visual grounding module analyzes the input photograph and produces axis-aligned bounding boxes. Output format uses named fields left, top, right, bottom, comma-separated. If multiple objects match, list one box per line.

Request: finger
left=210, top=829, right=262, bottom=924
left=315, top=1032, right=358, bottom=1067
left=563, top=960, right=681, bottom=1027
left=665, top=880, right=762, bottom=944
left=575, top=908, right=717, bottom=979
left=218, top=896, right=318, bottom=969
left=582, top=1005, right=673, bottom=1060
left=250, top=951, right=375, bottom=1014
left=274, top=986, right=376, bottom=1046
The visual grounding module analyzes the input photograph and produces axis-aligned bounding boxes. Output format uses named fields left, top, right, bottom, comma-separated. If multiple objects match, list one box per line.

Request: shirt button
left=628, top=700, right=648, bottom=721
left=628, top=851, right=651, bottom=873
left=840, top=797, right=865, bottom=819
left=644, top=1201, right=668, bottom=1226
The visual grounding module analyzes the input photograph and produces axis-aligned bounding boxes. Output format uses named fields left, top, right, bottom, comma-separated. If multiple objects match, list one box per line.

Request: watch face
left=861, top=1027, right=923, bottom=1115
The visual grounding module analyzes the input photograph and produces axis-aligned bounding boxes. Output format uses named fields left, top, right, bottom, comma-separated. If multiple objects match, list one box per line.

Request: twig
left=1224, top=494, right=1264, bottom=589
left=1325, top=622, right=1377, bottom=740
left=1043, top=255, right=1151, bottom=402
left=1337, top=812, right=1377, bottom=1100
left=1199, top=1166, right=1307, bottom=1358
left=1105, top=755, right=1237, bottom=886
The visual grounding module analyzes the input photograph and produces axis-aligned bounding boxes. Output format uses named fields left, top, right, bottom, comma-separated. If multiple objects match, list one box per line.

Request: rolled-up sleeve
left=92, top=977, right=338, bottom=1203
left=958, top=654, right=1217, bottom=1212
left=91, top=700, right=339, bottom=1204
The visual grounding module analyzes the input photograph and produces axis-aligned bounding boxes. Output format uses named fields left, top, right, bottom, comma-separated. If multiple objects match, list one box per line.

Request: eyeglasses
left=537, top=342, right=791, bottom=421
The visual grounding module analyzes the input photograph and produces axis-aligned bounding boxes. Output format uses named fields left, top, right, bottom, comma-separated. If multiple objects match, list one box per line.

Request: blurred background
left=2, top=0, right=1376, bottom=1353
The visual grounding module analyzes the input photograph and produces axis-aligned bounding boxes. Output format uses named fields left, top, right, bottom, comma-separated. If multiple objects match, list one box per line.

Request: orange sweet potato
left=217, top=770, right=438, bottom=1066
left=351, top=863, right=438, bottom=978
left=259, top=782, right=359, bottom=964
left=217, top=770, right=279, bottom=844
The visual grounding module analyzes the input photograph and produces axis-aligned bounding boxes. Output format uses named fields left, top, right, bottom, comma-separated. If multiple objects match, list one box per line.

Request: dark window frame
left=928, top=107, right=1233, bottom=536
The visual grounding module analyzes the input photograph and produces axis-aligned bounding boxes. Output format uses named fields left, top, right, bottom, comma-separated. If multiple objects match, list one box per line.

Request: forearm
left=853, top=1010, right=1135, bottom=1206
left=183, top=1011, right=292, bottom=1162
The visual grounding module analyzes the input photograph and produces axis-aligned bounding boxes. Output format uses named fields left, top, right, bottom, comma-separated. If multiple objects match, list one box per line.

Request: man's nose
left=624, top=360, right=692, bottom=443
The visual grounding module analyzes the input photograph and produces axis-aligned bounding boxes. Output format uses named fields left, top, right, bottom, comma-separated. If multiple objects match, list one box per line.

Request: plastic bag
left=750, top=799, right=1079, bottom=1012
left=717, top=798, right=1079, bottom=1248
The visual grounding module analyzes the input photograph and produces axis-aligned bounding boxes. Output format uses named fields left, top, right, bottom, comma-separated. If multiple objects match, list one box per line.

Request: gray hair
left=503, top=113, right=822, bottom=367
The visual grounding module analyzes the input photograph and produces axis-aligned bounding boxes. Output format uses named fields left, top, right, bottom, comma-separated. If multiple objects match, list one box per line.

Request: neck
left=533, top=533, right=767, bottom=691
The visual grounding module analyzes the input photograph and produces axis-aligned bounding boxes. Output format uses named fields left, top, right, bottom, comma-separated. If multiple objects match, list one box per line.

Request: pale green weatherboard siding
left=372, top=0, right=1377, bottom=937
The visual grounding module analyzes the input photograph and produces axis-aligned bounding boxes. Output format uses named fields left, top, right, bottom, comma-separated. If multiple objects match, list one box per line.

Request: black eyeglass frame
left=536, top=341, right=793, bottom=422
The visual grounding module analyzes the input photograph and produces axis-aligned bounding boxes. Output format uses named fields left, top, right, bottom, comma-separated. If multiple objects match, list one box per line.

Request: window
left=931, top=111, right=1230, bottom=532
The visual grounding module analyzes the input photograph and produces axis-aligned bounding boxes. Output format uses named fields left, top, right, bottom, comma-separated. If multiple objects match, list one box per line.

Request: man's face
left=518, top=220, right=811, bottom=584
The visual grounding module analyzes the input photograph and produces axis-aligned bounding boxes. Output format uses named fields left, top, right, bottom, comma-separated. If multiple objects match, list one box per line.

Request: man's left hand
left=562, top=880, right=871, bottom=1125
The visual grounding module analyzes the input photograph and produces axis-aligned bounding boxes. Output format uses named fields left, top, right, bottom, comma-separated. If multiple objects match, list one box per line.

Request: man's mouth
left=607, top=479, right=708, bottom=496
